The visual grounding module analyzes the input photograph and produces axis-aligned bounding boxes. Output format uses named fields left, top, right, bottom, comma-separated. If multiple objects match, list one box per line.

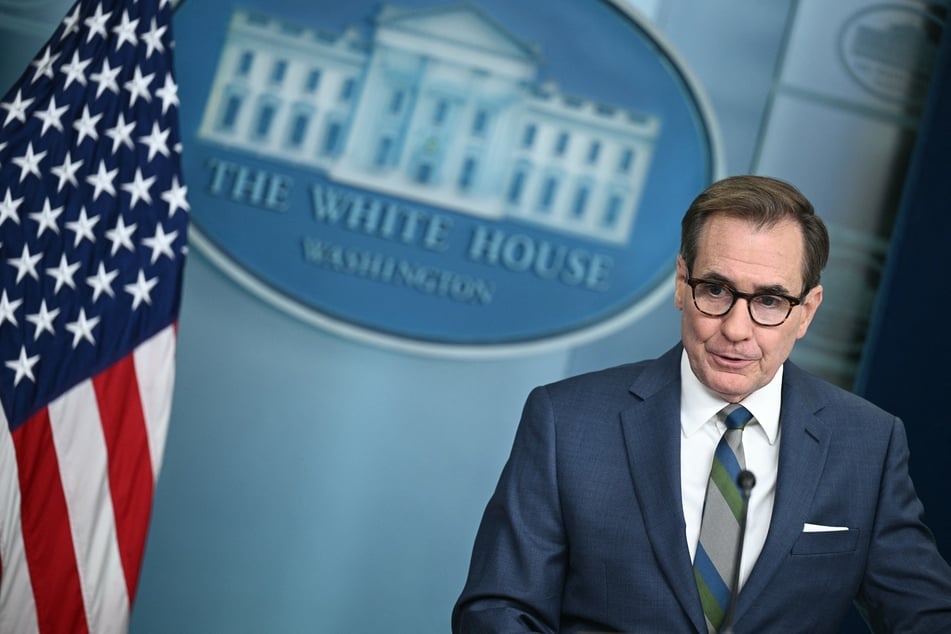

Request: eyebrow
left=698, top=271, right=797, bottom=296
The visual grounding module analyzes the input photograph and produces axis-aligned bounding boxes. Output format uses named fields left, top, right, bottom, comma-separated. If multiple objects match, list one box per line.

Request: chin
left=706, top=376, right=753, bottom=402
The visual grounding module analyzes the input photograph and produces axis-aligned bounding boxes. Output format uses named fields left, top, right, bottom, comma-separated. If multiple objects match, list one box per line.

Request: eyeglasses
left=686, top=277, right=804, bottom=327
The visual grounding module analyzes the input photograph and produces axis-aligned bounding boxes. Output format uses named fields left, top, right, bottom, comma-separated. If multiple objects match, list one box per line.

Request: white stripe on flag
left=48, top=384, right=130, bottom=634
left=135, top=325, right=177, bottom=479
left=0, top=409, right=39, bottom=634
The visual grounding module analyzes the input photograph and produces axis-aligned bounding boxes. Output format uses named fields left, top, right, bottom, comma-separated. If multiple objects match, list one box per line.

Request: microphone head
left=737, top=470, right=756, bottom=492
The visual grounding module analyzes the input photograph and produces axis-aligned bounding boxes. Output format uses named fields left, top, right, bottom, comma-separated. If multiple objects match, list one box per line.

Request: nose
left=720, top=297, right=755, bottom=341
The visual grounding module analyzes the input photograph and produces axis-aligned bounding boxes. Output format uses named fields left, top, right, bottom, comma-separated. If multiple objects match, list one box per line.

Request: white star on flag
left=83, top=3, right=112, bottom=42
left=64, top=306, right=101, bottom=347
left=5, top=346, right=40, bottom=386
left=161, top=174, right=189, bottom=216
left=0, top=189, right=24, bottom=226
left=139, top=121, right=170, bottom=161
left=12, top=142, right=47, bottom=182
left=124, top=269, right=158, bottom=309
left=106, top=111, right=136, bottom=152
left=30, top=47, right=60, bottom=82
left=0, top=289, right=24, bottom=326
left=46, top=253, right=81, bottom=293
left=65, top=206, right=100, bottom=246
left=25, top=299, right=61, bottom=340
left=86, top=261, right=118, bottom=301
left=33, top=96, right=70, bottom=135
left=2, top=90, right=34, bottom=126
left=105, top=213, right=137, bottom=254
left=50, top=152, right=85, bottom=191
left=86, top=160, right=118, bottom=200
left=8, top=243, right=43, bottom=283
left=90, top=58, right=122, bottom=98
left=112, top=10, right=140, bottom=49
left=60, top=50, right=93, bottom=89
left=28, top=198, right=65, bottom=237
left=72, top=104, right=103, bottom=143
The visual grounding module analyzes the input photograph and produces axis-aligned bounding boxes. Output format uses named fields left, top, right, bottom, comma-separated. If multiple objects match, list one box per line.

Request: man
left=452, top=176, right=951, bottom=633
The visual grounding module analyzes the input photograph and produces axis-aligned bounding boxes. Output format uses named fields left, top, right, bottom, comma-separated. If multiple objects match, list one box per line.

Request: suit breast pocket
left=791, top=528, right=860, bottom=555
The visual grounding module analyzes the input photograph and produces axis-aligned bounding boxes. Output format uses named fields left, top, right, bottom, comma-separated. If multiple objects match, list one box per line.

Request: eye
left=701, top=282, right=729, bottom=298
left=754, top=294, right=784, bottom=309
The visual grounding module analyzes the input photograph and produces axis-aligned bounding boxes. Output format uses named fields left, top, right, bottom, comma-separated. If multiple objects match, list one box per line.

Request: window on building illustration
left=389, top=89, right=405, bottom=115
left=280, top=22, right=304, bottom=37
left=237, top=51, right=254, bottom=77
left=305, top=69, right=321, bottom=93
left=539, top=176, right=558, bottom=212
left=459, top=156, right=477, bottom=191
left=375, top=137, right=393, bottom=167
left=572, top=185, right=590, bottom=217
left=289, top=112, right=310, bottom=148
left=618, top=148, right=634, bottom=172
left=340, top=78, right=355, bottom=102
left=472, top=108, right=489, bottom=137
left=220, top=93, right=244, bottom=131
left=270, top=60, right=288, bottom=85
left=603, top=194, right=624, bottom=227
left=507, top=169, right=526, bottom=204
left=587, top=140, right=601, bottom=165
left=522, top=123, right=536, bottom=149
left=255, top=102, right=277, bottom=138
left=415, top=162, right=433, bottom=184
left=322, top=121, right=342, bottom=155
left=555, top=131, right=569, bottom=157
left=433, top=99, right=449, bottom=125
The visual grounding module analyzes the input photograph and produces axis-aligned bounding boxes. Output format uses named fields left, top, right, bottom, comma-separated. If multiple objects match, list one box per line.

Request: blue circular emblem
left=838, top=5, right=944, bottom=106
left=173, top=0, right=719, bottom=355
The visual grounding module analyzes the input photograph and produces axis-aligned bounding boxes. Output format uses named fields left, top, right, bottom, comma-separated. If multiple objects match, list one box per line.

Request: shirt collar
left=680, top=348, right=782, bottom=444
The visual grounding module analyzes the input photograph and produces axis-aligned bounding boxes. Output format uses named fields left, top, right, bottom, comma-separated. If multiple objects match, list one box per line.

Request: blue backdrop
left=857, top=22, right=951, bottom=561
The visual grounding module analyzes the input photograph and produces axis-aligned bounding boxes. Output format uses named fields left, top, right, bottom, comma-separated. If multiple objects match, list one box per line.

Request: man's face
left=674, top=215, right=823, bottom=402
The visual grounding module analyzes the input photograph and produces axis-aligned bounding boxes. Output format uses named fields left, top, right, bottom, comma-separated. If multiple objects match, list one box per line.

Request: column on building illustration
left=330, top=4, right=541, bottom=220
left=198, top=10, right=366, bottom=170
left=505, top=86, right=660, bottom=245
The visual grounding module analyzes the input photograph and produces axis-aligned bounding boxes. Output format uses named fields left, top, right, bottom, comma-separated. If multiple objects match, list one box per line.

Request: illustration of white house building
left=198, top=4, right=661, bottom=245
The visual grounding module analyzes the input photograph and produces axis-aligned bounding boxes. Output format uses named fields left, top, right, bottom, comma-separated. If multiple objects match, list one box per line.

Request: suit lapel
left=620, top=347, right=708, bottom=633
left=733, top=366, right=832, bottom=622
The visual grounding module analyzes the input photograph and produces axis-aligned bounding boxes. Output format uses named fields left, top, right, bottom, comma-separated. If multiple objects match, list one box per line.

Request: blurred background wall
left=1, top=0, right=947, bottom=631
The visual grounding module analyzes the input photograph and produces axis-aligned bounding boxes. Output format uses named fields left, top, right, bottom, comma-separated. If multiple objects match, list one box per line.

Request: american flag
left=0, top=0, right=188, bottom=631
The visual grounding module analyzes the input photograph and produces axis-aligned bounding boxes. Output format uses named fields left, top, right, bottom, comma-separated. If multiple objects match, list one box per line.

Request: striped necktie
left=693, top=404, right=754, bottom=633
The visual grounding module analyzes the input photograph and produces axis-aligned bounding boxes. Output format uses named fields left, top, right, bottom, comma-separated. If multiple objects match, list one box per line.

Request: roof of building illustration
left=375, top=3, right=540, bottom=62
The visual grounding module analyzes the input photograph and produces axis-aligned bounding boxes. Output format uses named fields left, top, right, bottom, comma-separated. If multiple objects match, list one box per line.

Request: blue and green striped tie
left=693, top=404, right=753, bottom=633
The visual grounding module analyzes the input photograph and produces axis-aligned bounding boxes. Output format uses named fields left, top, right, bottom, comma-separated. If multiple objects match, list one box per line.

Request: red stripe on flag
left=12, top=409, right=89, bottom=634
left=93, top=355, right=154, bottom=603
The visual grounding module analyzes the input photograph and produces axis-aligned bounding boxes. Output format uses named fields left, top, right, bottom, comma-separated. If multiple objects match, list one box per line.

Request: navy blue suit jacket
left=453, top=345, right=951, bottom=633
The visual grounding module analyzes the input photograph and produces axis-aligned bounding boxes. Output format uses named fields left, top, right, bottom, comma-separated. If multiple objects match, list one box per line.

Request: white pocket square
left=803, top=522, right=849, bottom=533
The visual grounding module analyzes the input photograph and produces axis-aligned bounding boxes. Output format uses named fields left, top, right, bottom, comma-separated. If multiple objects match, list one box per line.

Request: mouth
left=709, top=351, right=756, bottom=369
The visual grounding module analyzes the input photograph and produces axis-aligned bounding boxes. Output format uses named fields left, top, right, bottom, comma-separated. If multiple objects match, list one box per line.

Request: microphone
left=722, top=469, right=756, bottom=634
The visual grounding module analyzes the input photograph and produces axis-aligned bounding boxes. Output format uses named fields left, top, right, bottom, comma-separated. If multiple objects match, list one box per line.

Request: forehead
left=693, top=216, right=805, bottom=288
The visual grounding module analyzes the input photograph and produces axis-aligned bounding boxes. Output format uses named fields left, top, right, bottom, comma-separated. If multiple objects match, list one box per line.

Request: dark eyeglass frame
left=685, top=277, right=805, bottom=327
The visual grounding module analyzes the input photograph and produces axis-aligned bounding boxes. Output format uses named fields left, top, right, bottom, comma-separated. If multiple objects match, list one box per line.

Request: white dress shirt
left=679, top=349, right=782, bottom=589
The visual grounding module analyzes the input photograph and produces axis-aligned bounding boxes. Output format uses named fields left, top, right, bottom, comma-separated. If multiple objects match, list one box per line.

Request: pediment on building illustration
left=375, top=3, right=539, bottom=62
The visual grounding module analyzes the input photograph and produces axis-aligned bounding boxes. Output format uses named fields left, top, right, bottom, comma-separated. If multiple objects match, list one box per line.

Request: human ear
left=674, top=256, right=688, bottom=311
left=796, top=284, right=823, bottom=339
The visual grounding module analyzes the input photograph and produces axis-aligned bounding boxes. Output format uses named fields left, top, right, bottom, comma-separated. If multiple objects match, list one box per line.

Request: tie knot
left=722, top=404, right=753, bottom=430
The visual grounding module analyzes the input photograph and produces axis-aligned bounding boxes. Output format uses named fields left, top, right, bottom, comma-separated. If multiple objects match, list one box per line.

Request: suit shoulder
left=547, top=356, right=657, bottom=390
left=537, top=345, right=680, bottom=406
left=785, top=362, right=897, bottom=427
